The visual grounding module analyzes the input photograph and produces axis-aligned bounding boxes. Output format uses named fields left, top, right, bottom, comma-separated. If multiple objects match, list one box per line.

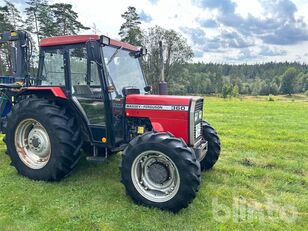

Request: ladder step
left=86, top=156, right=107, bottom=162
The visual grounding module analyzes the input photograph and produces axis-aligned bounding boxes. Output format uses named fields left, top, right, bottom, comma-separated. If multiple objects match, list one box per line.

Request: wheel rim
left=14, top=118, right=51, bottom=169
left=131, top=150, right=180, bottom=203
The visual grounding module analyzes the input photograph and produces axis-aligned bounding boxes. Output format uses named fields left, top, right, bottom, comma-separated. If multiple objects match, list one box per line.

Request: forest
left=168, top=62, right=308, bottom=96
left=0, top=0, right=308, bottom=97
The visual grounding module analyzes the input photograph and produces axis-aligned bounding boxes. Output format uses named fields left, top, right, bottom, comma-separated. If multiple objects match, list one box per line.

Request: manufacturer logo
left=126, top=104, right=189, bottom=111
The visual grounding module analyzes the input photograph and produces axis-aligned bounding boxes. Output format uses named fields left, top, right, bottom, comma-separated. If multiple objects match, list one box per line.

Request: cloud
left=193, top=0, right=236, bottom=14
left=180, top=26, right=254, bottom=52
left=180, top=27, right=206, bottom=45
left=258, top=46, right=287, bottom=56
left=180, top=27, right=208, bottom=52
left=225, top=48, right=259, bottom=63
left=139, top=10, right=152, bottom=23
left=148, top=0, right=159, bottom=4
left=8, top=0, right=25, bottom=4
left=192, top=0, right=308, bottom=46
left=220, top=30, right=254, bottom=48
left=193, top=49, right=204, bottom=58
left=198, top=19, right=218, bottom=28
left=180, top=27, right=222, bottom=52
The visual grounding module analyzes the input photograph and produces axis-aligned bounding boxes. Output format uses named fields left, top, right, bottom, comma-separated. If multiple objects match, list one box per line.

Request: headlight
left=194, top=112, right=199, bottom=122
left=195, top=111, right=203, bottom=122
left=195, top=122, right=201, bottom=138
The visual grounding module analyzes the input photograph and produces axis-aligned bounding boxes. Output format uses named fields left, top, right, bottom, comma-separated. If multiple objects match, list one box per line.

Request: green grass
left=0, top=95, right=307, bottom=231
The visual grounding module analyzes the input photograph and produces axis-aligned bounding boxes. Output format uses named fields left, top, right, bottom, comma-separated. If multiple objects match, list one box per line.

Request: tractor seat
left=73, top=85, right=93, bottom=97
left=73, top=85, right=103, bottom=99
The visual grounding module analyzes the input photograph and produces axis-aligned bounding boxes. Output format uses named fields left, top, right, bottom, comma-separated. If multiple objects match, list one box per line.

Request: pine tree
left=50, top=3, right=90, bottom=35
left=0, top=3, right=20, bottom=75
left=4, top=0, right=24, bottom=30
left=0, top=5, right=13, bottom=75
left=119, top=6, right=142, bottom=46
left=25, top=0, right=52, bottom=44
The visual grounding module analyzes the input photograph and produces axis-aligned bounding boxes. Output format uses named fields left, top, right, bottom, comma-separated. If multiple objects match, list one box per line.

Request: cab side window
left=70, top=47, right=102, bottom=97
left=70, top=48, right=87, bottom=86
left=41, top=49, right=65, bottom=86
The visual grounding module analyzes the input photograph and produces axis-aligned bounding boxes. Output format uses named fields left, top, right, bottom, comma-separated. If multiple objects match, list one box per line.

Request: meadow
left=0, top=95, right=307, bottom=231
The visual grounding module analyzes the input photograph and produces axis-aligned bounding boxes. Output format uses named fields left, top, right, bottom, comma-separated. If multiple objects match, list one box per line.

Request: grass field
left=0, top=95, right=307, bottom=231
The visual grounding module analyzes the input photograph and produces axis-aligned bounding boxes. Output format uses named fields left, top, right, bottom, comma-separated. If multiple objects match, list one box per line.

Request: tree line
left=169, top=62, right=308, bottom=97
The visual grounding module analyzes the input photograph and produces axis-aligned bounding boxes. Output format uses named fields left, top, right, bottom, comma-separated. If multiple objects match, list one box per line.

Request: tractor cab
left=37, top=35, right=148, bottom=149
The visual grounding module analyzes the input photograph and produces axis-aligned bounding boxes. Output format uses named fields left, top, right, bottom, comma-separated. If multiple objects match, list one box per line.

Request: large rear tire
left=200, top=121, right=221, bottom=171
left=3, top=98, right=82, bottom=181
left=121, top=132, right=201, bottom=212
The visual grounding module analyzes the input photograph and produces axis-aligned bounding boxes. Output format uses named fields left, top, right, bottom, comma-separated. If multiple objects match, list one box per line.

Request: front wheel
left=121, top=132, right=200, bottom=212
left=200, top=121, right=221, bottom=171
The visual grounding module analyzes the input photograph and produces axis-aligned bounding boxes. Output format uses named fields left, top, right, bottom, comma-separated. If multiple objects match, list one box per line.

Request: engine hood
left=125, top=94, right=193, bottom=113
left=125, top=94, right=203, bottom=145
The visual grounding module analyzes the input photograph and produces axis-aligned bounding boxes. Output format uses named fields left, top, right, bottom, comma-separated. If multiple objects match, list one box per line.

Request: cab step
left=86, top=145, right=108, bottom=162
left=86, top=156, right=107, bottom=162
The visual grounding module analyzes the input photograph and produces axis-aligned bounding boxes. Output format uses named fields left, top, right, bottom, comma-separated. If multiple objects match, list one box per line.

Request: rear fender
left=21, top=87, right=67, bottom=99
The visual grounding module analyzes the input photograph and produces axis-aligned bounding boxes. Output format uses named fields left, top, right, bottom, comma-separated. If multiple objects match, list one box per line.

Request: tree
left=0, top=5, right=13, bottom=75
left=50, top=3, right=90, bottom=36
left=142, top=26, right=193, bottom=91
left=0, top=2, right=22, bottom=75
left=232, top=85, right=239, bottom=97
left=25, top=0, right=49, bottom=44
left=222, top=83, right=232, bottom=98
left=4, top=0, right=24, bottom=30
left=119, top=6, right=142, bottom=46
left=91, top=23, right=101, bottom=34
left=280, top=67, right=297, bottom=95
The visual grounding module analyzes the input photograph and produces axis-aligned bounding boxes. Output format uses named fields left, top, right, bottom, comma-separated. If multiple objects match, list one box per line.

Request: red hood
left=125, top=94, right=202, bottom=145
left=125, top=94, right=193, bottom=106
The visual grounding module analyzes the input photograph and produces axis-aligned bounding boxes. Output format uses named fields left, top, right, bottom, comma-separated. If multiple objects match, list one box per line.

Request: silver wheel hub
left=131, top=150, right=180, bottom=203
left=15, top=119, right=51, bottom=169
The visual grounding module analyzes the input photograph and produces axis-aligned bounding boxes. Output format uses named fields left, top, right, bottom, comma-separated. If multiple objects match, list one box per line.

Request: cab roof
left=39, top=34, right=139, bottom=51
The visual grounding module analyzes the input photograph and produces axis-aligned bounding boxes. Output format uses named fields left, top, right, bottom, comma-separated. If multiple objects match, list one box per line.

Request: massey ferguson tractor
left=0, top=31, right=220, bottom=212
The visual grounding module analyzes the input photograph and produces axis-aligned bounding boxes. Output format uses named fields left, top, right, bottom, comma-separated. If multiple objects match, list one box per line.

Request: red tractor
left=0, top=31, right=220, bottom=212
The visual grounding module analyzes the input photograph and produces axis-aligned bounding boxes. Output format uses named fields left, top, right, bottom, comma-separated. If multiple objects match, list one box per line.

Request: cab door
left=69, top=46, right=107, bottom=144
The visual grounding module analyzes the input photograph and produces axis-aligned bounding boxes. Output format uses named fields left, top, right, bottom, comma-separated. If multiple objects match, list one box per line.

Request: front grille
left=195, top=99, right=203, bottom=111
left=189, top=97, right=204, bottom=146
left=194, top=99, right=203, bottom=141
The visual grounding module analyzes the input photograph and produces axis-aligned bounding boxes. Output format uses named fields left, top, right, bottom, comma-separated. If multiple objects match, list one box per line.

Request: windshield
left=103, top=46, right=146, bottom=98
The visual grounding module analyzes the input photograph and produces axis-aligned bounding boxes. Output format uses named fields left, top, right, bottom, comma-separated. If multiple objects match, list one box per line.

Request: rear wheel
left=3, top=98, right=82, bottom=181
left=200, top=121, right=221, bottom=171
left=121, top=132, right=200, bottom=212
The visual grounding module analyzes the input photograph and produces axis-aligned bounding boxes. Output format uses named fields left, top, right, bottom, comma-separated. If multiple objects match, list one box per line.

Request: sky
left=2, top=0, right=308, bottom=64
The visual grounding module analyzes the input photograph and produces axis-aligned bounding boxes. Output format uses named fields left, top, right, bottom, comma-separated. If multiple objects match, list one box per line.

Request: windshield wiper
left=107, top=46, right=122, bottom=66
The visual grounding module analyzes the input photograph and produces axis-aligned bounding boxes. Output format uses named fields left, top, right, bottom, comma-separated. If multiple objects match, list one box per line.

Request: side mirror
left=134, top=47, right=147, bottom=58
left=86, top=40, right=101, bottom=61
left=140, top=47, right=147, bottom=56
left=144, top=85, right=152, bottom=92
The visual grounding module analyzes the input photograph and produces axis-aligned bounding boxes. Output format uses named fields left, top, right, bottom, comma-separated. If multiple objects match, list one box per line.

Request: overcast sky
left=3, top=0, right=308, bottom=64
